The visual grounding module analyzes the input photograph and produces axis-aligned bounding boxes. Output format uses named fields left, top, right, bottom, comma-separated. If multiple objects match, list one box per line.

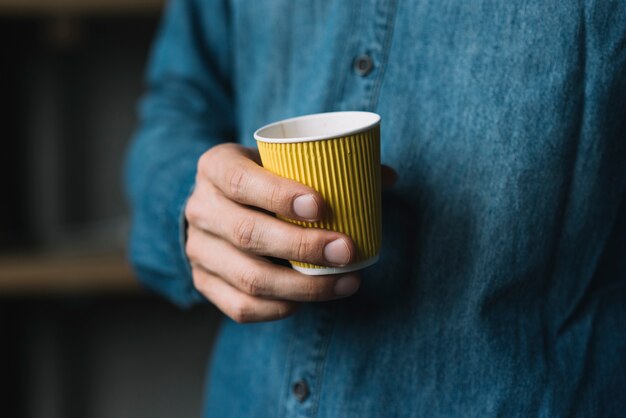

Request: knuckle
left=238, top=268, right=265, bottom=296
left=184, top=238, right=197, bottom=262
left=198, top=151, right=211, bottom=171
left=232, top=216, right=258, bottom=250
left=197, top=150, right=213, bottom=174
left=302, top=278, right=325, bottom=300
left=185, top=187, right=220, bottom=232
left=228, top=166, right=249, bottom=200
left=230, top=299, right=255, bottom=324
left=191, top=269, right=206, bottom=293
left=274, top=303, right=291, bottom=319
left=184, top=229, right=201, bottom=262
left=267, top=183, right=289, bottom=212
left=275, top=303, right=296, bottom=320
left=184, top=196, right=201, bottom=225
left=199, top=144, right=233, bottom=182
left=294, top=232, right=319, bottom=262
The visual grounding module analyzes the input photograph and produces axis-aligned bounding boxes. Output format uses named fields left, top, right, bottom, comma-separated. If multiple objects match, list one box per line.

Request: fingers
left=198, top=144, right=324, bottom=221
left=185, top=182, right=356, bottom=267
left=192, top=266, right=299, bottom=323
left=199, top=144, right=399, bottom=220
left=187, top=144, right=385, bottom=323
left=186, top=225, right=361, bottom=303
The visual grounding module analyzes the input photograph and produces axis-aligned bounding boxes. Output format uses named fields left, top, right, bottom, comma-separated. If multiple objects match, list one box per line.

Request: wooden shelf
left=0, top=0, right=164, bottom=16
left=0, top=251, right=140, bottom=296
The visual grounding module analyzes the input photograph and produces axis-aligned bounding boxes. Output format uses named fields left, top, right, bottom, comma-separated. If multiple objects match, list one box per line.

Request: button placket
left=339, top=0, right=399, bottom=112
left=280, top=305, right=336, bottom=418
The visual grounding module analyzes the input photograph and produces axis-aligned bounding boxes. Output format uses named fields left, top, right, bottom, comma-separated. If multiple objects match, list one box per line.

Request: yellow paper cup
left=254, top=111, right=381, bottom=275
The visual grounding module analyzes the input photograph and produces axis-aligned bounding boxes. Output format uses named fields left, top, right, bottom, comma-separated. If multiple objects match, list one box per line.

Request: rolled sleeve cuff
left=127, top=133, right=210, bottom=309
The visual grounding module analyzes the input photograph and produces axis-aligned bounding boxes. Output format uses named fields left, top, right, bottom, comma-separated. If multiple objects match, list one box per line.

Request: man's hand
left=185, top=143, right=396, bottom=323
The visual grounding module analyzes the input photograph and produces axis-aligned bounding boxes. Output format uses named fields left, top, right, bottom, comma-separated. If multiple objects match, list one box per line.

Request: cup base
left=292, top=255, right=380, bottom=276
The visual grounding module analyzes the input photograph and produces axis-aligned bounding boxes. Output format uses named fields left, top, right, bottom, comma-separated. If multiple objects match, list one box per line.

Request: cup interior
left=254, top=111, right=380, bottom=143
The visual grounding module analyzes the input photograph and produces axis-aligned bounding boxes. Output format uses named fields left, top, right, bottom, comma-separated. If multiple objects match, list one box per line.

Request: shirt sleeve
left=125, top=0, right=234, bottom=308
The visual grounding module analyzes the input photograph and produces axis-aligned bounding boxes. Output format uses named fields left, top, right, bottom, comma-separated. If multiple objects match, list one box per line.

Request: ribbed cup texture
left=257, top=126, right=381, bottom=271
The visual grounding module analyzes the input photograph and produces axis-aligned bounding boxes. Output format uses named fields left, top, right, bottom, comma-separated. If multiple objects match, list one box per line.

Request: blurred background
left=0, top=1, right=219, bottom=417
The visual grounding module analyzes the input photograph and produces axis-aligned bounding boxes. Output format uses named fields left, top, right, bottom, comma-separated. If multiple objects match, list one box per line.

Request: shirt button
left=292, top=380, right=310, bottom=402
left=353, top=54, right=374, bottom=76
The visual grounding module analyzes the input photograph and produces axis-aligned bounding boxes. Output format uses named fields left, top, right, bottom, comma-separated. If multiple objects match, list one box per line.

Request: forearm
left=126, top=111, right=219, bottom=308
left=125, top=0, right=234, bottom=308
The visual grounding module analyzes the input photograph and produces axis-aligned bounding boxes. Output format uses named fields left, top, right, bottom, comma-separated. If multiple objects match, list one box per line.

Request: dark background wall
left=1, top=15, right=149, bottom=250
left=0, top=297, right=220, bottom=418
left=0, top=5, right=221, bottom=418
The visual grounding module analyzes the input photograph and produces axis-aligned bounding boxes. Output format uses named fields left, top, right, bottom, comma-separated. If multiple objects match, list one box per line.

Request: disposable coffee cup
left=254, top=111, right=382, bottom=275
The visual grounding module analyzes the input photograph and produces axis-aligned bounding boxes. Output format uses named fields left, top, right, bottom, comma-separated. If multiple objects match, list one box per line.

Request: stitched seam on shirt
left=277, top=320, right=299, bottom=418
left=327, top=0, right=363, bottom=110
left=309, top=304, right=338, bottom=418
left=368, top=0, right=400, bottom=111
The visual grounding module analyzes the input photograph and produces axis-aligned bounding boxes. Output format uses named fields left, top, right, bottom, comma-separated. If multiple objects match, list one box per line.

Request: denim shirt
left=126, top=0, right=626, bottom=416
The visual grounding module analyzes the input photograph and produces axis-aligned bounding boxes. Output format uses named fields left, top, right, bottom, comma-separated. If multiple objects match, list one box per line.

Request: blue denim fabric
left=125, top=0, right=626, bottom=416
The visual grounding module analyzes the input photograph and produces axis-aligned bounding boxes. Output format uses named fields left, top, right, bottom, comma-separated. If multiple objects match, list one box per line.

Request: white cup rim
left=254, top=111, right=381, bottom=144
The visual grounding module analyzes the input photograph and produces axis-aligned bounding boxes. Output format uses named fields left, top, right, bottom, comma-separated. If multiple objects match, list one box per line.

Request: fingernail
left=324, top=238, right=351, bottom=266
left=334, top=274, right=360, bottom=296
left=293, top=194, right=318, bottom=220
